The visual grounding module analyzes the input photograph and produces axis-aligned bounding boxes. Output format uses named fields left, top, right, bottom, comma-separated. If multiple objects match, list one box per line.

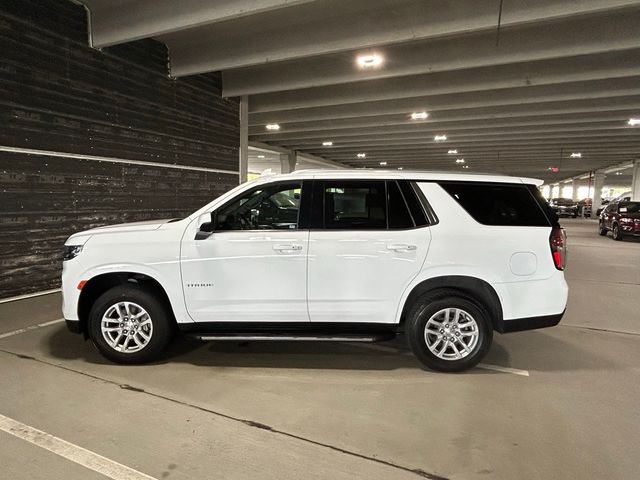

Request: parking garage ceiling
left=79, top=0, right=640, bottom=181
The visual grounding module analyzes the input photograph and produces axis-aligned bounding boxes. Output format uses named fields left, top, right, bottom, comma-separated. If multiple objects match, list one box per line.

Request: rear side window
left=439, top=182, right=551, bottom=227
left=323, top=181, right=386, bottom=229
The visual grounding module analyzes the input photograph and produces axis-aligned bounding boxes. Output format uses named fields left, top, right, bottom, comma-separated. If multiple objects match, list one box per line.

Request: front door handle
left=387, top=244, right=417, bottom=252
left=273, top=244, right=303, bottom=252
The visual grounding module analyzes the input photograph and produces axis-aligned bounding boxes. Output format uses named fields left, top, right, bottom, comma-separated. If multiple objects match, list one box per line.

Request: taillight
left=549, top=227, right=567, bottom=270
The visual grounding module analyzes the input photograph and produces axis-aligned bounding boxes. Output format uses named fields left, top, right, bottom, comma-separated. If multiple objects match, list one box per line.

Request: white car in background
left=62, top=170, right=568, bottom=372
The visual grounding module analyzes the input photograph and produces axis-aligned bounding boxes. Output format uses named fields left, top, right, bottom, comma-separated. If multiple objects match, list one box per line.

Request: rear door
left=307, top=179, right=431, bottom=323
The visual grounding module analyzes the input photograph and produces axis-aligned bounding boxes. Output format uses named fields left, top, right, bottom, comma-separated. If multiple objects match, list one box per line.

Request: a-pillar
left=591, top=171, right=605, bottom=218
left=280, top=151, right=297, bottom=174
left=631, top=159, right=640, bottom=201
left=238, top=95, right=249, bottom=184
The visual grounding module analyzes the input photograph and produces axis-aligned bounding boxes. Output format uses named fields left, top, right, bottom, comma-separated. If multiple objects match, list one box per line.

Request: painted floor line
left=0, top=413, right=157, bottom=480
left=476, top=363, right=529, bottom=376
left=0, top=318, right=65, bottom=340
left=348, top=342, right=530, bottom=376
left=0, top=288, right=61, bottom=304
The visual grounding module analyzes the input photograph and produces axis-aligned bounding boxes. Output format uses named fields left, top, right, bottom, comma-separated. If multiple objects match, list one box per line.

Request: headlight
left=63, top=245, right=83, bottom=261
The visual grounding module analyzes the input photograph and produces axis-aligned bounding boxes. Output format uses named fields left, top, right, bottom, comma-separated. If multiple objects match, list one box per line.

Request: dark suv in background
left=599, top=201, right=640, bottom=240
left=549, top=198, right=579, bottom=218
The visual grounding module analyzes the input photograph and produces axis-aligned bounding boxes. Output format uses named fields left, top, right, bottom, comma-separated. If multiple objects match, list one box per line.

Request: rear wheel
left=88, top=284, right=173, bottom=364
left=598, top=221, right=608, bottom=236
left=612, top=223, right=624, bottom=241
left=406, top=291, right=493, bottom=372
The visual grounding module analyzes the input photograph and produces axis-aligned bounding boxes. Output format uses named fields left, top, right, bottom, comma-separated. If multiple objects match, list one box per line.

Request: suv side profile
left=599, top=201, right=640, bottom=240
left=62, top=171, right=568, bottom=372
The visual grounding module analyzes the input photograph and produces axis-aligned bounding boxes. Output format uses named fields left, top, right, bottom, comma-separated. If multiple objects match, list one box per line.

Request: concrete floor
left=0, top=218, right=638, bottom=480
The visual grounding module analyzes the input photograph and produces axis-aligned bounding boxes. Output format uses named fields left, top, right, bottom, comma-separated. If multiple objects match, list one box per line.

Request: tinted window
left=388, top=181, right=414, bottom=229
left=323, top=181, right=386, bottom=229
left=215, top=182, right=301, bottom=231
left=439, top=182, right=551, bottom=227
left=619, top=202, right=640, bottom=214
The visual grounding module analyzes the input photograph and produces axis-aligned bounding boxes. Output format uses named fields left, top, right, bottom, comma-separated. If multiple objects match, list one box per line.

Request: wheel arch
left=77, top=272, right=176, bottom=336
left=398, top=275, right=504, bottom=331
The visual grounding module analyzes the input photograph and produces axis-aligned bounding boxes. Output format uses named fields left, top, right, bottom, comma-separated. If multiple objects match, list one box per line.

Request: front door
left=180, top=181, right=310, bottom=322
left=307, top=180, right=431, bottom=323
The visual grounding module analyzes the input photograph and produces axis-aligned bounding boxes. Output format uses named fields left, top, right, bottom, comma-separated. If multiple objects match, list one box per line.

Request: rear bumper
left=496, top=310, right=565, bottom=333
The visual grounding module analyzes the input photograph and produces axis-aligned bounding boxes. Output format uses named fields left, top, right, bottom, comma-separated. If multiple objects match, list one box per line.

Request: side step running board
left=190, top=333, right=395, bottom=343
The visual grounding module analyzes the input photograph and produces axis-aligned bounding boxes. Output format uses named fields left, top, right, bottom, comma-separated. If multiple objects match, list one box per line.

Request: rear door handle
left=273, top=244, right=303, bottom=251
left=387, top=244, right=417, bottom=252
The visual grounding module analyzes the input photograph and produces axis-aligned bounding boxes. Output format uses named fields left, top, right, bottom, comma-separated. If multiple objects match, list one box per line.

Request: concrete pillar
left=591, top=171, right=605, bottom=218
left=631, top=159, right=640, bottom=201
left=239, top=95, right=249, bottom=184
left=571, top=179, right=579, bottom=201
left=280, top=151, right=297, bottom=174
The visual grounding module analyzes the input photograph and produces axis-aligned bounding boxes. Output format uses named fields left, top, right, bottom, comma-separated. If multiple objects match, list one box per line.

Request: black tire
left=405, top=290, right=493, bottom=372
left=88, top=284, right=173, bottom=364
left=612, top=223, right=624, bottom=241
left=598, top=222, right=608, bottom=236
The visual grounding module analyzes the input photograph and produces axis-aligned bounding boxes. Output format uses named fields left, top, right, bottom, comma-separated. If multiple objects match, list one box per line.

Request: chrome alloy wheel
left=424, top=308, right=480, bottom=360
left=101, top=301, right=153, bottom=353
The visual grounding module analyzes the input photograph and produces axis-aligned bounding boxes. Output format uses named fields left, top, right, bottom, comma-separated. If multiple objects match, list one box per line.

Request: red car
left=599, top=201, right=640, bottom=240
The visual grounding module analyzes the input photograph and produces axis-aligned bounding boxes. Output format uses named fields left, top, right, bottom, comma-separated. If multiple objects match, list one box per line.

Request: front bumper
left=496, top=310, right=565, bottom=333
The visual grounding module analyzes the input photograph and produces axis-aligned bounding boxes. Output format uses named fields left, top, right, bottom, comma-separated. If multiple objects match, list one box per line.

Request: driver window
left=214, top=182, right=301, bottom=231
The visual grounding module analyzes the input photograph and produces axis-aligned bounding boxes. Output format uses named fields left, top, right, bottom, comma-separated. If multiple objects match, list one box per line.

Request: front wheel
left=88, top=284, right=173, bottom=364
left=598, top=222, right=607, bottom=236
left=612, top=224, right=624, bottom=241
left=406, top=292, right=493, bottom=372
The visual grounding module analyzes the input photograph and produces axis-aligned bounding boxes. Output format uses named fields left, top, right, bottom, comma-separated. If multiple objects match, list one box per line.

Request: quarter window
left=215, top=182, right=301, bottom=231
left=439, top=182, right=551, bottom=227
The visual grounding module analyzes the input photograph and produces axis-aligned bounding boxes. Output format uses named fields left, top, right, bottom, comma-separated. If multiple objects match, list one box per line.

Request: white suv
left=62, top=170, right=568, bottom=372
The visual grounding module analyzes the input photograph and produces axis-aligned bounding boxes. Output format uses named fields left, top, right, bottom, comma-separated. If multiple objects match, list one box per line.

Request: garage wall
left=0, top=0, right=240, bottom=299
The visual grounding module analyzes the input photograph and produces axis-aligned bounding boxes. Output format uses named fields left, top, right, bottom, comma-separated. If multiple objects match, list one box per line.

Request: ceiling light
left=455, top=158, right=465, bottom=164
left=257, top=155, right=265, bottom=159
left=357, top=153, right=366, bottom=158
left=265, top=123, right=280, bottom=131
left=434, top=135, right=447, bottom=142
left=379, top=161, right=387, bottom=166
left=410, top=111, right=428, bottom=120
left=322, top=141, right=333, bottom=146
left=570, top=152, right=582, bottom=158
left=447, top=149, right=458, bottom=154
left=628, top=118, right=640, bottom=126
left=356, top=53, right=383, bottom=68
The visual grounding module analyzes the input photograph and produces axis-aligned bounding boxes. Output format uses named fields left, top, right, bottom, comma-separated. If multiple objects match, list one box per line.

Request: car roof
left=259, top=169, right=543, bottom=186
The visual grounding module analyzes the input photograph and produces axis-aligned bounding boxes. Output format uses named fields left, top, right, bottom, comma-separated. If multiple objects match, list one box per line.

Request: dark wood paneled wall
left=0, top=0, right=240, bottom=299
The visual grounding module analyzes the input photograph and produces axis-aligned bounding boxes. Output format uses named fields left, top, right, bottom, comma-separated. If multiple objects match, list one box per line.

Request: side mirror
left=195, top=212, right=215, bottom=240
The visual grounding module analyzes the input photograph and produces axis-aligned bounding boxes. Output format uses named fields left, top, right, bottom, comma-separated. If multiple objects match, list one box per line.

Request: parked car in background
left=549, top=198, right=579, bottom=217
left=599, top=201, right=640, bottom=240
left=577, top=198, right=592, bottom=217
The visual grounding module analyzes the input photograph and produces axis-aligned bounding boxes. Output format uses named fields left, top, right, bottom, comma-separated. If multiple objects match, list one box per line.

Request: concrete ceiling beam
left=223, top=7, right=640, bottom=95
left=248, top=77, right=640, bottom=125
